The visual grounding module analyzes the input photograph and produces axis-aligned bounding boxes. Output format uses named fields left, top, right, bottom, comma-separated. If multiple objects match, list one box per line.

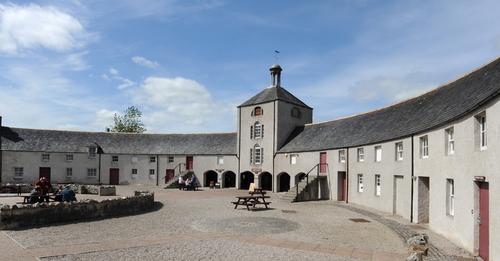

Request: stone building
left=1, top=57, right=500, bottom=260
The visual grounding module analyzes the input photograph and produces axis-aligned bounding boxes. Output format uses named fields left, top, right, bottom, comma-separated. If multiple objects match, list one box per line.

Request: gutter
left=346, top=148, right=349, bottom=203
left=0, top=116, right=2, bottom=183
left=156, top=154, right=159, bottom=186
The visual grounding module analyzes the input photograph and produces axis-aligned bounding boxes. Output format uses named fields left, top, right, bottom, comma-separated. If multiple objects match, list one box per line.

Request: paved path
left=0, top=186, right=475, bottom=260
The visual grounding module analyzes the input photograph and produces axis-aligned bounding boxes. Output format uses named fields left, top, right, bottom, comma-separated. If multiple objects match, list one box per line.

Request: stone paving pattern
left=0, top=186, right=476, bottom=260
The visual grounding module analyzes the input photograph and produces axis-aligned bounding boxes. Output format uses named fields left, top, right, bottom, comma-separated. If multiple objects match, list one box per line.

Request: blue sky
left=0, top=0, right=499, bottom=133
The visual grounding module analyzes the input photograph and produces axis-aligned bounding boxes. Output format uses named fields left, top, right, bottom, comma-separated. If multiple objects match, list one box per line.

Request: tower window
left=253, top=145, right=263, bottom=165
left=291, top=107, right=301, bottom=118
left=253, top=122, right=263, bottom=139
left=253, top=107, right=263, bottom=116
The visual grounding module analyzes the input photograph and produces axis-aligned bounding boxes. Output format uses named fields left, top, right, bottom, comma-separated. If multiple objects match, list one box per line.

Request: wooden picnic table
left=232, top=195, right=271, bottom=211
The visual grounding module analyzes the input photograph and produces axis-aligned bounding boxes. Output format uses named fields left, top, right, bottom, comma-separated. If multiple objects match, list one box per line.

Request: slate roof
left=279, top=57, right=500, bottom=153
left=239, top=86, right=311, bottom=108
left=1, top=127, right=237, bottom=155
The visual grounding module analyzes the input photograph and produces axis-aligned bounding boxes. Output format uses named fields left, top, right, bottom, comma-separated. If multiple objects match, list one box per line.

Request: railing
left=295, top=163, right=329, bottom=200
left=160, top=162, right=186, bottom=183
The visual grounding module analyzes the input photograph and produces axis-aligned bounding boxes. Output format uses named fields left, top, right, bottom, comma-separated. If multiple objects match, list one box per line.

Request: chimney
left=269, top=64, right=282, bottom=87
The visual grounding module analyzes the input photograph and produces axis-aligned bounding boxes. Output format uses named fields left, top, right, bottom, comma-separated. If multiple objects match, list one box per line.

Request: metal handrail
left=295, top=163, right=329, bottom=199
left=160, top=162, right=186, bottom=181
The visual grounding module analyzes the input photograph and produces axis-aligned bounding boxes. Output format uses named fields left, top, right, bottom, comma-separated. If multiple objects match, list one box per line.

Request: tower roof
left=238, top=86, right=311, bottom=108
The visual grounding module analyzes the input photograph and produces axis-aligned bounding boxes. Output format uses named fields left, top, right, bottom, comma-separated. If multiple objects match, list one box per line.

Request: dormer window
left=88, top=147, right=97, bottom=159
left=291, top=107, right=301, bottom=118
left=252, top=106, right=263, bottom=116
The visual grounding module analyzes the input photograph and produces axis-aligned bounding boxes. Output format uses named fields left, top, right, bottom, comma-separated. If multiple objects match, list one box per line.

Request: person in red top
left=35, top=177, right=51, bottom=201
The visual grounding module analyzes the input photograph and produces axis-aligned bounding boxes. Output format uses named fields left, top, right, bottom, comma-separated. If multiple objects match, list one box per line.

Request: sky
left=0, top=0, right=499, bottom=133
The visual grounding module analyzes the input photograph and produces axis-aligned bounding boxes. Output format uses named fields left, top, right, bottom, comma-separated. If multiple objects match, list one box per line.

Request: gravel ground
left=2, top=186, right=443, bottom=260
left=40, top=238, right=362, bottom=261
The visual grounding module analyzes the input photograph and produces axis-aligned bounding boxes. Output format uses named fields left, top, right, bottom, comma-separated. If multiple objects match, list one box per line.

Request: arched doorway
left=240, top=171, right=254, bottom=189
left=204, top=170, right=218, bottom=187
left=222, top=171, right=236, bottom=188
left=277, top=172, right=290, bottom=192
left=295, top=172, right=306, bottom=185
left=260, top=172, right=273, bottom=191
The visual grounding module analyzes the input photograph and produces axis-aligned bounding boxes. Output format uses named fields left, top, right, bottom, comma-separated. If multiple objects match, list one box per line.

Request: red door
left=319, top=152, right=327, bottom=173
left=39, top=167, right=51, bottom=183
left=479, top=182, right=489, bottom=261
left=186, top=156, right=193, bottom=170
left=338, top=172, right=346, bottom=201
left=165, top=169, right=174, bottom=184
left=109, top=168, right=119, bottom=185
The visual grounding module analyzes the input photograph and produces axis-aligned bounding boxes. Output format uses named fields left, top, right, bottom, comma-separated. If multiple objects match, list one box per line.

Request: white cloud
left=94, top=109, right=118, bottom=130
left=132, top=56, right=159, bottom=69
left=131, top=76, right=232, bottom=132
left=64, top=51, right=89, bottom=71
left=0, top=3, right=90, bottom=54
left=109, top=67, right=119, bottom=75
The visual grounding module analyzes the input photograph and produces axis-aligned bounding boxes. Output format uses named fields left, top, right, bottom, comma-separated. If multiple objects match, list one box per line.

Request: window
left=374, top=146, right=382, bottom=162
left=253, top=145, right=263, bottom=165
left=357, top=148, right=364, bottom=162
left=375, top=174, right=381, bottom=196
left=88, top=147, right=97, bottom=158
left=41, top=153, right=50, bottom=162
left=168, top=156, right=174, bottom=163
left=253, top=122, right=263, bottom=139
left=290, top=154, right=298, bottom=165
left=131, top=169, right=138, bottom=178
left=291, top=107, right=301, bottom=118
left=339, top=150, right=346, bottom=163
left=150, top=156, right=156, bottom=163
left=217, top=156, right=224, bottom=165
left=66, top=168, right=73, bottom=178
left=395, top=142, right=403, bottom=161
left=112, top=155, right=119, bottom=162
left=149, top=169, right=155, bottom=175
left=14, top=167, right=23, bottom=180
left=87, top=168, right=97, bottom=178
left=420, top=136, right=429, bottom=158
left=446, top=179, right=455, bottom=216
left=253, top=106, right=263, bottom=116
left=357, top=174, right=364, bottom=192
left=66, top=154, right=74, bottom=161
left=445, top=127, right=455, bottom=155
left=476, top=114, right=487, bottom=150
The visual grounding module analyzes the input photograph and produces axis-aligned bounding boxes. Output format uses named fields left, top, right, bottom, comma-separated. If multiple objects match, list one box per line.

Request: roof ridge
left=304, top=56, right=500, bottom=128
left=2, top=126, right=236, bottom=136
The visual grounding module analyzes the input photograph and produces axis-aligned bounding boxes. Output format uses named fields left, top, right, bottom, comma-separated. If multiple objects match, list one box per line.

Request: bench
left=233, top=195, right=271, bottom=211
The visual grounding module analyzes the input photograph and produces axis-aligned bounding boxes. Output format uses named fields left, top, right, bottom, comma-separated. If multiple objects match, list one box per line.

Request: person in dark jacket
left=61, top=186, right=76, bottom=202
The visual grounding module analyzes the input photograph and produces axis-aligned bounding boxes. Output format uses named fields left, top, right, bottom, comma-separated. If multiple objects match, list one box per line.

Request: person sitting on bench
left=54, top=185, right=63, bottom=202
left=185, top=177, right=193, bottom=190
left=61, top=186, right=77, bottom=202
left=28, top=187, right=41, bottom=204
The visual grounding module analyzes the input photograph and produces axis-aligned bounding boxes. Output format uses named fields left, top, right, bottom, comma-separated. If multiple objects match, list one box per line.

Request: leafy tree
left=109, top=106, right=146, bottom=133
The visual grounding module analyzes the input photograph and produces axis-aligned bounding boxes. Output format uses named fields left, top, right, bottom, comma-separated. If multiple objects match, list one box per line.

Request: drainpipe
left=410, top=135, right=415, bottom=223
left=156, top=154, right=159, bottom=186
left=346, top=148, right=349, bottom=204
left=98, top=153, right=102, bottom=184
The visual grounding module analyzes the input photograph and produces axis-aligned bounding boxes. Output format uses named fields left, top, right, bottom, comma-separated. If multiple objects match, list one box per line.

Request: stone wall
left=0, top=191, right=154, bottom=229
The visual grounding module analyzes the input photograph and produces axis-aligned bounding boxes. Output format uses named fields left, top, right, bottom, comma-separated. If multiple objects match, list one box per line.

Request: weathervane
left=274, top=50, right=280, bottom=63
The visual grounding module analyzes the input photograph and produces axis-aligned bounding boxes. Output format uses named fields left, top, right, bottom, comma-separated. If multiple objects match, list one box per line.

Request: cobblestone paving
left=335, top=203, right=476, bottom=261
left=0, top=186, right=476, bottom=260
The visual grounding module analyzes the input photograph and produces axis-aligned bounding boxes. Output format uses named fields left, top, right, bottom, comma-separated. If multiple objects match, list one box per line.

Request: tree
left=109, top=106, right=146, bottom=133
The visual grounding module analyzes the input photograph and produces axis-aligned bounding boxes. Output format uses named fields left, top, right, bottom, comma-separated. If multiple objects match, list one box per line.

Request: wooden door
left=319, top=152, right=327, bottom=173
left=165, top=169, right=174, bottom=184
left=39, top=167, right=51, bottom=182
left=418, top=177, right=430, bottom=223
left=109, top=168, right=119, bottom=185
left=479, top=182, right=489, bottom=261
left=337, top=172, right=346, bottom=201
left=186, top=156, right=193, bottom=170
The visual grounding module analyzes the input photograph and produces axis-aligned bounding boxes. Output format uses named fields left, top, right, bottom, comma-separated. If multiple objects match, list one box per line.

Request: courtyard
left=0, top=186, right=474, bottom=261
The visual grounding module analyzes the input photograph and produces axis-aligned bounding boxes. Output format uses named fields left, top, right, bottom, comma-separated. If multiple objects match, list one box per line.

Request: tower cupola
left=270, top=64, right=282, bottom=87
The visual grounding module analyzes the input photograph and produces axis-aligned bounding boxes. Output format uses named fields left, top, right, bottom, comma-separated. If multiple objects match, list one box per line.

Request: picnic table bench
left=232, top=195, right=271, bottom=211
